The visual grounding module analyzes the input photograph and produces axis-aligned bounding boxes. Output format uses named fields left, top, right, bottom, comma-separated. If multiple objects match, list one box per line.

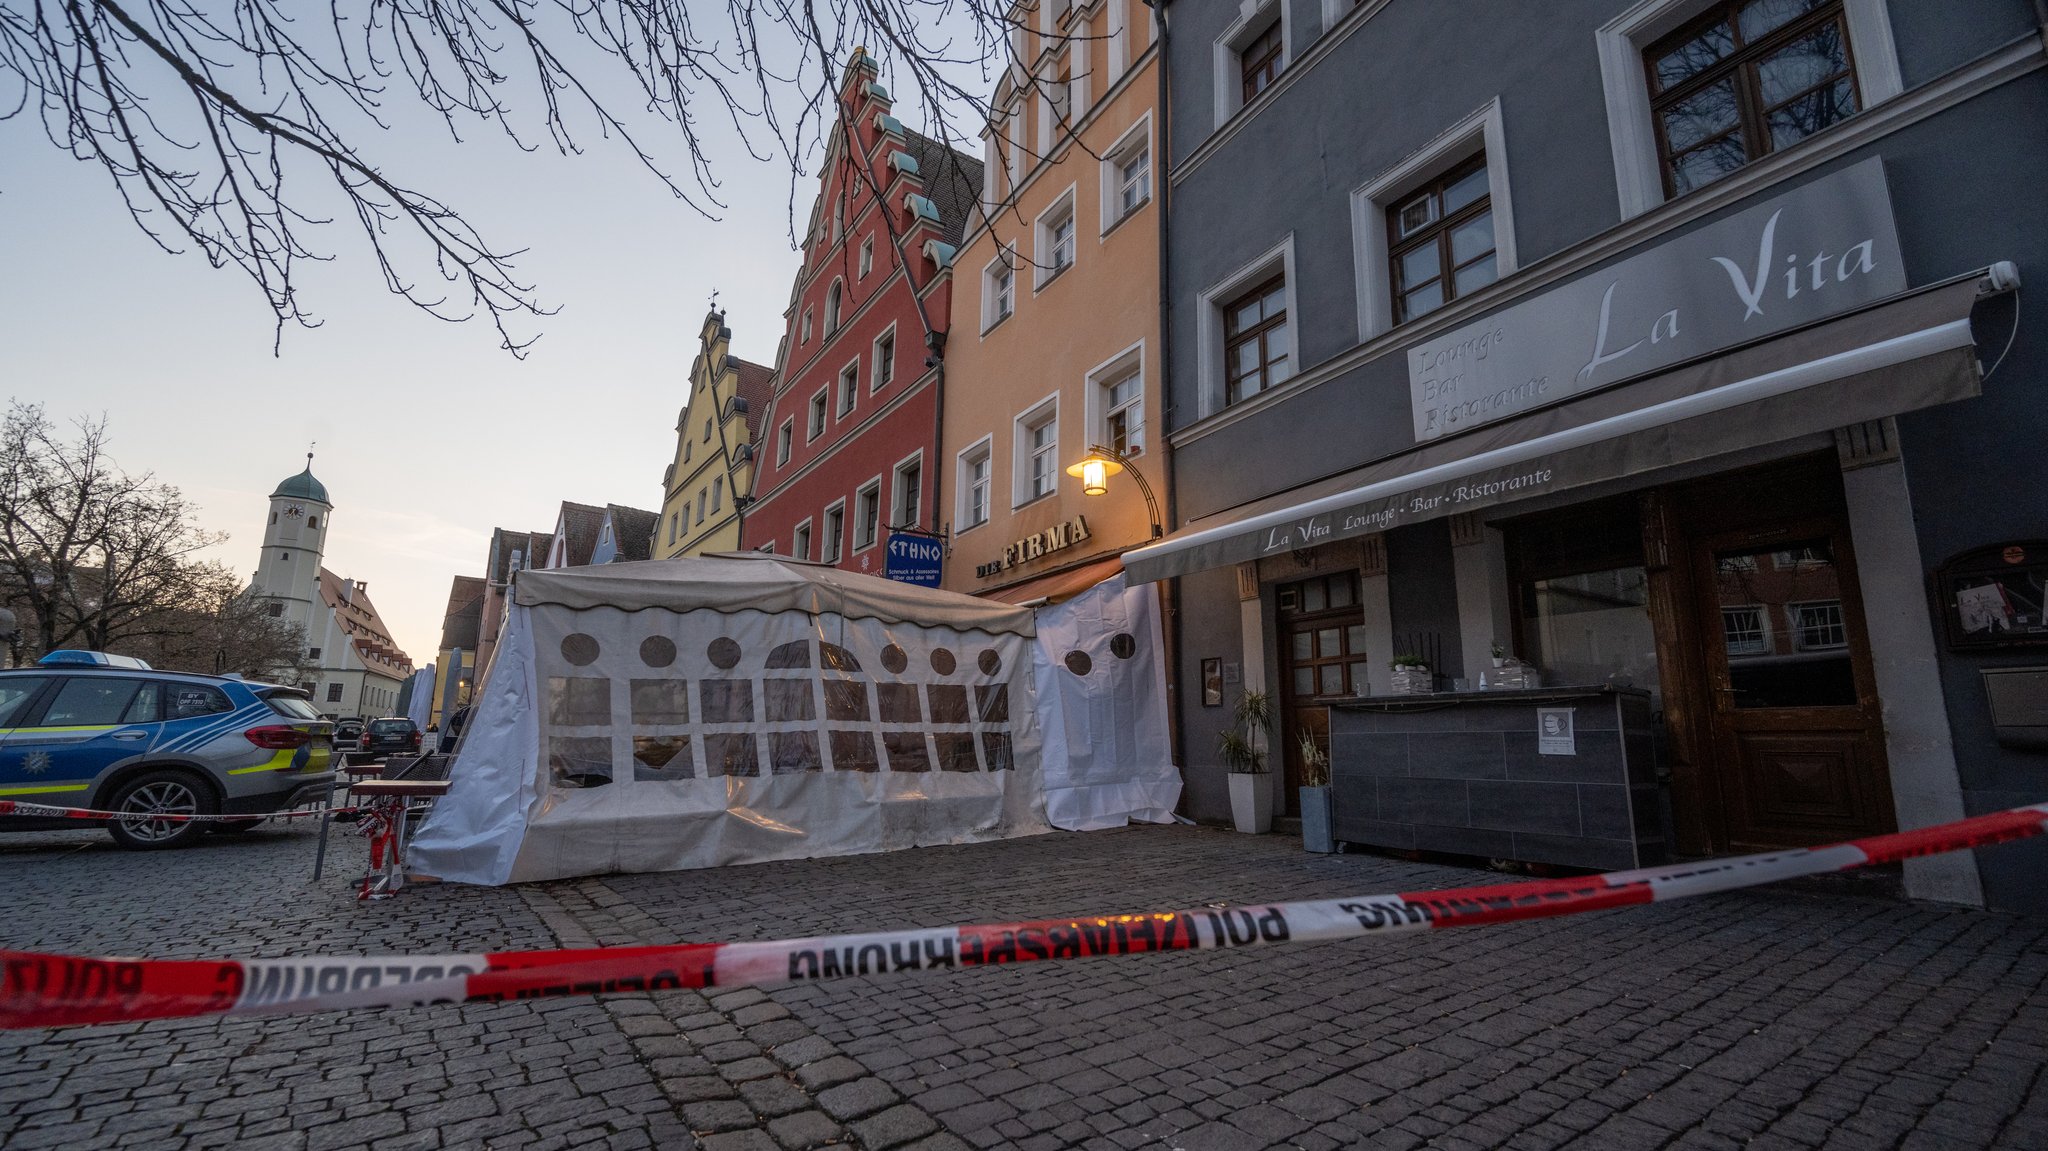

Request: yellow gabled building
left=656, top=309, right=777, bottom=559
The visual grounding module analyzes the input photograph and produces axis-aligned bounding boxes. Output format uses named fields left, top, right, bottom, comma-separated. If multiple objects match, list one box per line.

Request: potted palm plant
left=1219, top=689, right=1273, bottom=833
left=1297, top=730, right=1334, bottom=853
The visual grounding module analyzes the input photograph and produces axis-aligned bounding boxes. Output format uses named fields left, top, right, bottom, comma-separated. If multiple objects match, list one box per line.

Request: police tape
left=0, top=800, right=364, bottom=824
left=4, top=802, right=2044, bottom=1030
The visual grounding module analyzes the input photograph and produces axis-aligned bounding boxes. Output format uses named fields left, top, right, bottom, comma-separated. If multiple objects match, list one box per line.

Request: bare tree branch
left=1, top=0, right=1094, bottom=354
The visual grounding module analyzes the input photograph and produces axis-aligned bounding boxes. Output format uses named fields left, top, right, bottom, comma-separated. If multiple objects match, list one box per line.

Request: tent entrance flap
left=1124, top=277, right=1992, bottom=585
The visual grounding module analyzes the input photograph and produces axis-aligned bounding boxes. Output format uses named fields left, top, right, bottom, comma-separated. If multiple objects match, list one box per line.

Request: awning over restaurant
left=1124, top=274, right=2003, bottom=585
left=983, top=554, right=1128, bottom=605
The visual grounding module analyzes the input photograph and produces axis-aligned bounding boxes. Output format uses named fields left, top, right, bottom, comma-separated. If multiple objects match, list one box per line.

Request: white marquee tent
left=409, top=556, right=1177, bottom=885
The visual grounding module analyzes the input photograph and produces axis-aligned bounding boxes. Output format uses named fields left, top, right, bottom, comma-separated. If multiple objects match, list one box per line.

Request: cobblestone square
left=4, top=821, right=2046, bottom=1149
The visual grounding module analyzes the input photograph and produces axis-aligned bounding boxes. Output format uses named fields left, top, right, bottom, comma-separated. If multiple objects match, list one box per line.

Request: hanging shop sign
left=976, top=517, right=1091, bottom=579
left=1407, top=157, right=1906, bottom=442
left=883, top=532, right=946, bottom=587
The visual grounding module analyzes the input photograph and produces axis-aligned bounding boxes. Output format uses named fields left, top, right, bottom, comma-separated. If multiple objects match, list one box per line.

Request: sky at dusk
left=1, top=15, right=988, bottom=671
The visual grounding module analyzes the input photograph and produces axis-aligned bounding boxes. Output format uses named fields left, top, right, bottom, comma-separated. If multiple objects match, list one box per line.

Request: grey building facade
left=1140, top=0, right=2047, bottom=911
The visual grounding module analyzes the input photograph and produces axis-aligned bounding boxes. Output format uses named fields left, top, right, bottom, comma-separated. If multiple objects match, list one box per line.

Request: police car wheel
left=105, top=771, right=213, bottom=850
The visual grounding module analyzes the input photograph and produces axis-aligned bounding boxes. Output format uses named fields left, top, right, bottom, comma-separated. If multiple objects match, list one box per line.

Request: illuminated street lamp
left=1065, top=445, right=1162, bottom=538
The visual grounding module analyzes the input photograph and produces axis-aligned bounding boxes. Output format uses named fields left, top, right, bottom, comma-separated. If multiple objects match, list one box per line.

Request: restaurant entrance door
left=1277, top=571, right=1369, bottom=815
left=1666, top=459, right=1897, bottom=851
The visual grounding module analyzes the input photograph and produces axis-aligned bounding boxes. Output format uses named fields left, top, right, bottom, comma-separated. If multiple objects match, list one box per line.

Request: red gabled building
left=742, top=49, right=981, bottom=576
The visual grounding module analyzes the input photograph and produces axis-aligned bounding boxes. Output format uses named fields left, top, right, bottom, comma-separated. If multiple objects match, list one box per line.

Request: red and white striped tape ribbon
left=0, top=800, right=361, bottom=824
left=4, top=802, right=2043, bottom=1030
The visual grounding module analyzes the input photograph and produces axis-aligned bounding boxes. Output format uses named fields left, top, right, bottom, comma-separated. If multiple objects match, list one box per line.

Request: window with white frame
left=872, top=327, right=896, bottom=390
left=1196, top=236, right=1297, bottom=418
left=776, top=420, right=793, bottom=465
left=823, top=503, right=845, bottom=562
left=825, top=280, right=844, bottom=334
left=1103, top=119, right=1151, bottom=229
left=808, top=389, right=827, bottom=441
left=695, top=490, right=707, bottom=524
left=1388, top=155, right=1497, bottom=324
left=1004, top=97, right=1024, bottom=195
left=1085, top=341, right=1147, bottom=459
left=1212, top=3, right=1288, bottom=127
left=1790, top=600, right=1847, bottom=650
left=1722, top=604, right=1770, bottom=655
left=854, top=481, right=882, bottom=550
left=683, top=438, right=692, bottom=464
left=668, top=512, right=679, bottom=545
left=859, top=236, right=874, bottom=278
left=838, top=361, right=860, bottom=416
left=1223, top=275, right=1292, bottom=405
left=893, top=455, right=922, bottom=529
left=1036, top=190, right=1077, bottom=287
left=958, top=440, right=992, bottom=530
left=1597, top=0, right=1900, bottom=218
left=982, top=249, right=1016, bottom=330
left=1646, top=0, right=1861, bottom=198
left=792, top=519, right=813, bottom=562
left=711, top=477, right=723, bottom=514
left=1015, top=399, right=1059, bottom=504
left=1350, top=99, right=1518, bottom=341
left=1051, top=59, right=1073, bottom=130
left=801, top=308, right=813, bottom=343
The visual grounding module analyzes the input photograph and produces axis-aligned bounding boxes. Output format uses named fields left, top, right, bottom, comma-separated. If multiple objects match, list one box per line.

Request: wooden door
left=1277, top=573, right=1370, bottom=813
left=1691, top=512, right=1896, bottom=849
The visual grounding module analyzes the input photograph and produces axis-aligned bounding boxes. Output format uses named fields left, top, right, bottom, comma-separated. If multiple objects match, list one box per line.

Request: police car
left=0, top=652, right=337, bottom=849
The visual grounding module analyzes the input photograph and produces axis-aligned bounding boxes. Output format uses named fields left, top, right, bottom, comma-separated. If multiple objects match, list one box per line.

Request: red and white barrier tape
left=4, top=802, right=2044, bottom=1030
left=0, top=800, right=362, bottom=824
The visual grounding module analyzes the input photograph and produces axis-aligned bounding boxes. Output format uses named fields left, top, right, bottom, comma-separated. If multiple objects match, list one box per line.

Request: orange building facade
left=939, top=0, right=1163, bottom=600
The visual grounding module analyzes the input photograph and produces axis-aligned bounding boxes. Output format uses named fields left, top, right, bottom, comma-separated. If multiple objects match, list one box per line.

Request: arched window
left=826, top=280, right=844, bottom=333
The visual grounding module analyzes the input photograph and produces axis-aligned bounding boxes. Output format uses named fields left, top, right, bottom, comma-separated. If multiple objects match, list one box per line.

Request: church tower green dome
left=270, top=458, right=330, bottom=504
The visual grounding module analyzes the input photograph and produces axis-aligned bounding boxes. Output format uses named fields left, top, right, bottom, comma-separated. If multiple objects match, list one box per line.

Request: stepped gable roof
left=901, top=128, right=984, bottom=247
left=439, top=575, right=486, bottom=651
left=731, top=357, right=776, bottom=444
left=556, top=501, right=607, bottom=568
left=606, top=505, right=661, bottom=562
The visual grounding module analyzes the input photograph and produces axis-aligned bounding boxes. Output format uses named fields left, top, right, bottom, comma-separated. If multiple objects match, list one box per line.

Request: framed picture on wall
left=1201, top=658, right=1224, bottom=707
left=1934, top=542, right=2048, bottom=650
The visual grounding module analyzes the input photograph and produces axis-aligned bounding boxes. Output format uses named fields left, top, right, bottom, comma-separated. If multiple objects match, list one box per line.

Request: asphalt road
left=3, top=819, right=2046, bottom=1149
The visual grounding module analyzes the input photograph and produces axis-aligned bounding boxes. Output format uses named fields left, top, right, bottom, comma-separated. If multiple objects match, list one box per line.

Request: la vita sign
left=1407, top=157, right=1907, bottom=441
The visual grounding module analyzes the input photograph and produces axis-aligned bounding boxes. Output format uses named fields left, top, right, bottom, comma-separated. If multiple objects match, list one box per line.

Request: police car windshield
left=263, top=692, right=323, bottom=721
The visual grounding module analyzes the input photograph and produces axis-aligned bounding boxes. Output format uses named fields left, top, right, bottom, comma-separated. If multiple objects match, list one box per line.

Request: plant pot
left=1491, top=657, right=1504, bottom=668
left=1228, top=772, right=1274, bottom=834
left=1298, top=785, right=1334, bottom=853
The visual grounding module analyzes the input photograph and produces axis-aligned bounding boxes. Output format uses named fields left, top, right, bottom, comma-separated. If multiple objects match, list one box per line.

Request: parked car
left=352, top=717, right=422, bottom=764
left=333, top=717, right=365, bottom=753
left=0, top=656, right=336, bottom=849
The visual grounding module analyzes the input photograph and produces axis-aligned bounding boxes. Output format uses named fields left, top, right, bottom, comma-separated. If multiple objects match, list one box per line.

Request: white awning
left=1125, top=275, right=2001, bottom=584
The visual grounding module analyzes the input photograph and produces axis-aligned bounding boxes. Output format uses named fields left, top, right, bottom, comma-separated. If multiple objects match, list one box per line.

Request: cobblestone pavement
left=4, top=819, right=2047, bottom=1150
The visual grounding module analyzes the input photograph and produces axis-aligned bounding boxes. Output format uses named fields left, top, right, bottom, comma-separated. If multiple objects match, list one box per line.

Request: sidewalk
left=3, top=820, right=2045, bottom=1149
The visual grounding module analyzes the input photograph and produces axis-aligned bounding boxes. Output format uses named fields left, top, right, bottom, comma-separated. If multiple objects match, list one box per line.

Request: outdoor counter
left=1327, top=686, right=1664, bottom=870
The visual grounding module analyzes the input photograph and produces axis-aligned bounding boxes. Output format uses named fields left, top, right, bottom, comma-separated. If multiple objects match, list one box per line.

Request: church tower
left=254, top=455, right=331, bottom=636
